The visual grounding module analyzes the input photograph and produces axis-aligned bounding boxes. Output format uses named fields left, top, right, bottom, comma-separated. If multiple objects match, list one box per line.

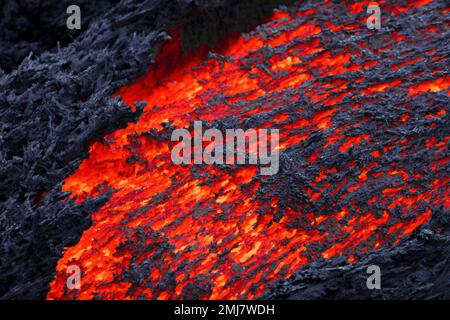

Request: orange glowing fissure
left=48, top=2, right=449, bottom=300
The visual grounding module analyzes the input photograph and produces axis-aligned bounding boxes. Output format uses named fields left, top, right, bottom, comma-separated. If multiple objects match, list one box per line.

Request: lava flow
left=48, top=0, right=449, bottom=299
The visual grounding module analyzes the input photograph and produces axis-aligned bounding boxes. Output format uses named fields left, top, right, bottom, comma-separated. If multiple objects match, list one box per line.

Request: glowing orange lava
left=47, top=1, right=449, bottom=300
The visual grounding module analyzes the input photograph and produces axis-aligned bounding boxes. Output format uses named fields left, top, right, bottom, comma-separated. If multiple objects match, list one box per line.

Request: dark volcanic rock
left=263, top=207, right=450, bottom=300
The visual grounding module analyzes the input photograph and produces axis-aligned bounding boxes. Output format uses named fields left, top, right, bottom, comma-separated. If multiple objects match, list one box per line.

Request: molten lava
left=48, top=1, right=449, bottom=299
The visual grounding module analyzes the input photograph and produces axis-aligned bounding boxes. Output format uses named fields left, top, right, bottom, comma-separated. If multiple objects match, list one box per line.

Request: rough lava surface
left=0, top=0, right=449, bottom=299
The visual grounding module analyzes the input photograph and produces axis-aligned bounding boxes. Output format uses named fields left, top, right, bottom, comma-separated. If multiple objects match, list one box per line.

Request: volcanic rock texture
left=1, top=0, right=449, bottom=299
